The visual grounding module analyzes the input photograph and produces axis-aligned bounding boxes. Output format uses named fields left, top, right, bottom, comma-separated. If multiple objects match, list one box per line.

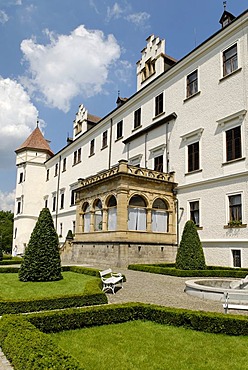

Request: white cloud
left=115, top=60, right=133, bottom=85
left=126, top=12, right=150, bottom=28
left=0, top=10, right=9, bottom=24
left=106, top=2, right=124, bottom=21
left=0, top=189, right=15, bottom=211
left=89, top=0, right=99, bottom=14
left=0, top=77, right=38, bottom=169
left=20, top=25, right=121, bottom=112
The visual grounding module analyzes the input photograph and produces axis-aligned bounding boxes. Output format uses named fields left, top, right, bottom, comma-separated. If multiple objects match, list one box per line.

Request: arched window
left=128, top=195, right=147, bottom=231
left=82, top=202, right=90, bottom=232
left=152, top=198, right=168, bottom=232
left=94, top=199, right=103, bottom=231
left=107, top=195, right=117, bottom=231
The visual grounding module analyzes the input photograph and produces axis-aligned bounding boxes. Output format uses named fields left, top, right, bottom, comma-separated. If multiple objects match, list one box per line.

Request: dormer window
left=142, top=58, right=156, bottom=82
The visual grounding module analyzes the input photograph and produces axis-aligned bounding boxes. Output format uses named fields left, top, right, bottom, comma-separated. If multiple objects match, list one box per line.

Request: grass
left=50, top=320, right=248, bottom=370
left=0, top=272, right=97, bottom=300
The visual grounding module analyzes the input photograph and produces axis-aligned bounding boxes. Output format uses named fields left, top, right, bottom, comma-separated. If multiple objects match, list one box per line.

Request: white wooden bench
left=99, top=268, right=123, bottom=294
left=223, top=292, right=248, bottom=314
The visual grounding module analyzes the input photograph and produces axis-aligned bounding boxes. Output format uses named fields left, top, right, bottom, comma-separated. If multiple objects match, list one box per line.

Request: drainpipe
left=55, top=155, right=61, bottom=231
left=108, top=118, right=113, bottom=169
left=145, top=133, right=148, bottom=168
left=166, top=121, right=169, bottom=173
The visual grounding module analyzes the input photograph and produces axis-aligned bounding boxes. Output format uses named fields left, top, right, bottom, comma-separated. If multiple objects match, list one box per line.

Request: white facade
left=13, top=9, right=248, bottom=267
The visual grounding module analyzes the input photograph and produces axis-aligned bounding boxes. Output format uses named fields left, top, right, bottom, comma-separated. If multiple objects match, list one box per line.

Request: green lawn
left=0, top=272, right=96, bottom=300
left=50, top=320, right=248, bottom=370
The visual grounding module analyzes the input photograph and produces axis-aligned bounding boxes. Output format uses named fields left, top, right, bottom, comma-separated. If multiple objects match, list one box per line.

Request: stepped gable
left=15, top=126, right=54, bottom=157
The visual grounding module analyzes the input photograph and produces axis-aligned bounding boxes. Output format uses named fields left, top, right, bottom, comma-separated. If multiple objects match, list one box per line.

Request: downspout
left=108, top=118, right=113, bottom=169
left=166, top=121, right=169, bottom=173
left=55, top=155, right=61, bottom=231
left=145, top=133, right=148, bottom=168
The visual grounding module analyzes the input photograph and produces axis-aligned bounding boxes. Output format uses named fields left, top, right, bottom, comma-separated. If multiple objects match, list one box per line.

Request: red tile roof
left=15, top=127, right=54, bottom=157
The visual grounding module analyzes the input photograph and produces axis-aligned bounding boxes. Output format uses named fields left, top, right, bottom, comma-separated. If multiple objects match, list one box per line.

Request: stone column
left=147, top=208, right=152, bottom=232
left=102, top=208, right=107, bottom=231
left=116, top=189, right=128, bottom=231
left=90, top=211, right=95, bottom=232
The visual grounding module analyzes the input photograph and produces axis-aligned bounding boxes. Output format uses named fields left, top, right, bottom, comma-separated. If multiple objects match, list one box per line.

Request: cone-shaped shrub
left=19, top=208, right=62, bottom=282
left=175, top=220, right=206, bottom=270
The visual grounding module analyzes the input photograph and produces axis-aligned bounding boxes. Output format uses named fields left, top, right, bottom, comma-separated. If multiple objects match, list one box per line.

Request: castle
left=13, top=9, right=248, bottom=268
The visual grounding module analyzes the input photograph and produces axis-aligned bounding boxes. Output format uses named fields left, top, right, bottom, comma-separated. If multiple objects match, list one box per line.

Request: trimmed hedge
left=26, top=303, right=248, bottom=337
left=0, top=260, right=22, bottom=265
left=128, top=264, right=248, bottom=278
left=0, top=267, right=107, bottom=314
left=2, top=303, right=248, bottom=368
left=0, top=316, right=82, bottom=370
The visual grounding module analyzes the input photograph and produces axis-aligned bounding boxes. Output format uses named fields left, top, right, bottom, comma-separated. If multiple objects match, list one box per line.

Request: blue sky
left=0, top=0, right=246, bottom=210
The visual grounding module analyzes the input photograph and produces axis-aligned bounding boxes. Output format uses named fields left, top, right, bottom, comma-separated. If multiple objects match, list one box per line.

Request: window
left=77, top=148, right=82, bottom=163
left=71, top=190, right=76, bottom=206
left=116, top=120, right=123, bottom=139
left=90, top=139, right=95, bottom=156
left=62, top=158, right=66, bottom=172
left=19, top=172, right=24, bottom=183
left=73, top=149, right=81, bottom=165
left=102, top=130, right=108, bottom=148
left=190, top=201, right=199, bottom=227
left=59, top=223, right=63, bottom=237
left=72, top=221, right=76, bottom=235
left=17, top=201, right=21, bottom=214
left=154, top=155, right=163, bottom=172
left=134, top=108, right=141, bottom=129
left=82, top=202, right=91, bottom=232
left=152, top=198, right=168, bottom=232
left=229, top=194, right=242, bottom=224
left=55, top=163, right=58, bottom=177
left=232, top=250, right=241, bottom=268
left=155, top=93, right=163, bottom=116
left=223, top=44, right=237, bottom=76
left=44, top=199, right=48, bottom=208
left=188, top=142, right=199, bottom=172
left=14, top=228, right=17, bottom=239
left=107, top=195, right=117, bottom=231
left=128, top=195, right=146, bottom=231
left=52, top=195, right=56, bottom=212
left=94, top=199, right=103, bottom=231
left=187, top=70, right=198, bottom=97
left=60, top=193, right=64, bottom=209
left=73, top=151, right=77, bottom=165
left=46, top=169, right=49, bottom=181
left=226, top=126, right=241, bottom=161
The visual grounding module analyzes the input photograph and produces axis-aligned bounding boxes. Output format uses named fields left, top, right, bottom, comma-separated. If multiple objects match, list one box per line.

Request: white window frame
left=225, top=191, right=244, bottom=225
left=217, top=110, right=246, bottom=164
left=221, top=41, right=239, bottom=78
left=188, top=198, right=201, bottom=227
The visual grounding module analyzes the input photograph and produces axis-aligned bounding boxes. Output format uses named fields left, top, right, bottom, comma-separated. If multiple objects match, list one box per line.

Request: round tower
left=12, top=126, right=53, bottom=256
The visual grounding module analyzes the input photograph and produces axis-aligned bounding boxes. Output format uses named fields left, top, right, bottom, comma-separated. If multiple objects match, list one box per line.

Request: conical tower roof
left=15, top=126, right=54, bottom=157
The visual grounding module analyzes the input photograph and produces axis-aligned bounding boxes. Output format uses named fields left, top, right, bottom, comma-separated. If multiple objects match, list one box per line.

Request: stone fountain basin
left=185, top=279, right=248, bottom=302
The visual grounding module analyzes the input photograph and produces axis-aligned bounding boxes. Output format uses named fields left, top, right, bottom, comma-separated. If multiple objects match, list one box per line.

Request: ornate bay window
left=75, top=160, right=176, bottom=245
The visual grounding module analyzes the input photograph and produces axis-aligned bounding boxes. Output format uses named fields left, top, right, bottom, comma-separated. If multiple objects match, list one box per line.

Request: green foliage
left=0, top=211, right=13, bottom=254
left=175, top=220, right=206, bottom=270
left=19, top=208, right=62, bottom=282
left=128, top=264, right=248, bottom=278
left=66, top=229, right=73, bottom=239
left=0, top=270, right=107, bottom=314
left=27, top=303, right=248, bottom=337
left=0, top=316, right=82, bottom=370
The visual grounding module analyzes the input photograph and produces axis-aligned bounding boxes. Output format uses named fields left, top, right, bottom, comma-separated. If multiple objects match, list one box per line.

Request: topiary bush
left=175, top=220, right=206, bottom=270
left=19, top=208, right=62, bottom=282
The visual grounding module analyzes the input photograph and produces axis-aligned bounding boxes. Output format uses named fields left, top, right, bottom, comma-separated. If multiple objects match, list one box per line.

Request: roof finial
left=36, top=116, right=39, bottom=128
left=223, top=1, right=227, bottom=10
left=117, top=90, right=120, bottom=98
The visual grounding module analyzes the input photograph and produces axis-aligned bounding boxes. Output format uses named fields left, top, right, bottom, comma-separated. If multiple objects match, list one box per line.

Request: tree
left=19, top=208, right=63, bottom=282
left=175, top=220, right=206, bottom=270
left=0, top=210, right=13, bottom=254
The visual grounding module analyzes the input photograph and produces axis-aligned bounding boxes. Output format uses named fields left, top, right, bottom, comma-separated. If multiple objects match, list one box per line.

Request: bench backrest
left=99, top=268, right=112, bottom=278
